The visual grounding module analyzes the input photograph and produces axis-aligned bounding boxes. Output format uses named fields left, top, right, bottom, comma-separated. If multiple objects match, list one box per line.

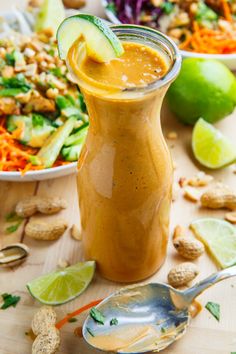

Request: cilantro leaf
left=68, top=317, right=77, bottom=323
left=160, top=1, right=174, bottom=14
left=90, top=307, right=105, bottom=325
left=205, top=302, right=220, bottom=321
left=161, top=327, right=166, bottom=333
left=110, top=318, right=118, bottom=326
left=5, top=51, right=15, bottom=66
left=1, top=293, right=21, bottom=309
left=5, top=222, right=21, bottom=234
left=5, top=211, right=22, bottom=222
left=86, top=327, right=95, bottom=337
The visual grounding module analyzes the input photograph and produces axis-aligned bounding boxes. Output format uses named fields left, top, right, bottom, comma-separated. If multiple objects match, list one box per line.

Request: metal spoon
left=83, top=266, right=236, bottom=353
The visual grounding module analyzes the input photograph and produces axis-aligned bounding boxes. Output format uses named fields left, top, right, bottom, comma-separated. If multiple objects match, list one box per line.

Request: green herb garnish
left=68, top=317, right=78, bottom=323
left=5, top=51, right=16, bottom=66
left=5, top=222, right=21, bottom=234
left=86, top=327, right=95, bottom=337
left=1, top=293, right=21, bottom=309
left=90, top=307, right=105, bottom=325
left=161, top=327, right=166, bottom=333
left=5, top=211, right=22, bottom=222
left=205, top=302, right=220, bottom=321
left=160, top=1, right=174, bottom=14
left=49, top=67, right=64, bottom=78
left=106, top=1, right=116, bottom=14
left=110, top=318, right=118, bottom=326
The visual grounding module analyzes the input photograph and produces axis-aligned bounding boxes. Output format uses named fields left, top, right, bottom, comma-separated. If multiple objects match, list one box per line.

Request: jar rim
left=110, top=24, right=182, bottom=94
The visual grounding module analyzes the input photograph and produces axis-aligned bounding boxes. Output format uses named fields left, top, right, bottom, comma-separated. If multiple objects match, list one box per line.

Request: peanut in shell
left=31, top=306, right=57, bottom=336
left=32, top=326, right=60, bottom=354
left=168, top=262, right=199, bottom=287
left=173, top=237, right=205, bottom=260
left=25, top=219, right=68, bottom=241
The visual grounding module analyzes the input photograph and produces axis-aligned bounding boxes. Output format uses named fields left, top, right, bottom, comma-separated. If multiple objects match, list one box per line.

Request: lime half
left=57, top=14, right=124, bottom=62
left=35, top=0, right=65, bottom=36
left=192, top=118, right=236, bottom=169
left=27, top=261, right=95, bottom=305
left=191, top=218, right=236, bottom=268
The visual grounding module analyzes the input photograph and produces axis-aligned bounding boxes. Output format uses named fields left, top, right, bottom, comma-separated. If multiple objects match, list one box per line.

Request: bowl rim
left=101, top=0, right=236, bottom=60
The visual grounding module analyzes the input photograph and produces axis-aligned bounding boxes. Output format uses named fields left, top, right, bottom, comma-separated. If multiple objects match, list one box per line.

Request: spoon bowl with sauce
left=83, top=266, right=236, bottom=353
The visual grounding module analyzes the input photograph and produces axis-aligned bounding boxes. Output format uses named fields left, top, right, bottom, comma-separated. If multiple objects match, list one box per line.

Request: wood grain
left=0, top=1, right=236, bottom=353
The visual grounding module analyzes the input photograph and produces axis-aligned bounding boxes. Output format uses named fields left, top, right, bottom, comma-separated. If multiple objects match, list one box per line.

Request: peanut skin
left=173, top=237, right=205, bottom=260
left=168, top=262, right=199, bottom=287
left=15, top=196, right=67, bottom=218
left=25, top=219, right=68, bottom=241
left=32, top=307, right=57, bottom=336
left=32, top=326, right=60, bottom=354
left=201, top=183, right=236, bottom=210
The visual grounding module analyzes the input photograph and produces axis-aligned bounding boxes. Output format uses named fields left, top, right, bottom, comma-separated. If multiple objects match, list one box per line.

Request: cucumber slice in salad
left=57, top=14, right=124, bottom=63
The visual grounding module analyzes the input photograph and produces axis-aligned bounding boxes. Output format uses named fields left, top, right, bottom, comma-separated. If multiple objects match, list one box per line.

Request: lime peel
left=57, top=14, right=124, bottom=63
left=192, top=118, right=236, bottom=169
left=27, top=261, right=95, bottom=305
left=190, top=218, right=236, bottom=269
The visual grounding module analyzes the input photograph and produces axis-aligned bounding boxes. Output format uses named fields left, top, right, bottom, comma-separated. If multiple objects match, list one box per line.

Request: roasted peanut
left=70, top=224, right=82, bottom=241
left=166, top=131, right=178, bottom=140
left=201, top=183, right=236, bottom=210
left=32, top=326, right=60, bottom=354
left=25, top=219, right=68, bottom=241
left=168, top=262, right=199, bottom=287
left=15, top=196, right=67, bottom=217
left=32, top=306, right=57, bottom=336
left=173, top=237, right=205, bottom=260
left=225, top=211, right=236, bottom=224
left=188, top=171, right=213, bottom=187
left=184, top=186, right=200, bottom=202
left=173, top=225, right=205, bottom=260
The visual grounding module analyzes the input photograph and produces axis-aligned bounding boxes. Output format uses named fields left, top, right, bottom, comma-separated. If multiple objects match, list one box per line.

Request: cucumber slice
left=35, top=0, right=65, bottom=36
left=57, top=14, right=124, bottom=63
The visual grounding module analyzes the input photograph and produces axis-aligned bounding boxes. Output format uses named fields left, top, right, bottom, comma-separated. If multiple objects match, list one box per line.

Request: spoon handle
left=183, top=265, right=236, bottom=304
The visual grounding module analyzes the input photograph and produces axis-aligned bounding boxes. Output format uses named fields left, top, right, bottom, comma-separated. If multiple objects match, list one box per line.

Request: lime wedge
left=35, top=0, right=65, bottom=36
left=57, top=14, right=124, bottom=62
left=192, top=118, right=236, bottom=169
left=190, top=218, right=236, bottom=268
left=27, top=261, right=95, bottom=305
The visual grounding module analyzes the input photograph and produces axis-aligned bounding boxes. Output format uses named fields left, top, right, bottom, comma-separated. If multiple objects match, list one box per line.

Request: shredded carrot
left=221, top=0, right=233, bottom=22
left=0, top=118, right=70, bottom=174
left=179, top=20, right=236, bottom=54
left=56, top=299, right=103, bottom=330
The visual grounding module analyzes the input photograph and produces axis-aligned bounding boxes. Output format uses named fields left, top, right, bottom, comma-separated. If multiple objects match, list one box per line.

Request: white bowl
left=0, top=163, right=77, bottom=182
left=0, top=10, right=79, bottom=181
left=102, top=0, right=236, bottom=70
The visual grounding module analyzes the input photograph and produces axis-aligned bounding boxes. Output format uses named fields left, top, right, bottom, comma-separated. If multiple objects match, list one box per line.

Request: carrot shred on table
left=56, top=299, right=103, bottom=330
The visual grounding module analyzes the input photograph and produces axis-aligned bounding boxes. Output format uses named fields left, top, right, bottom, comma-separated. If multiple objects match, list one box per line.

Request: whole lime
left=167, top=58, right=236, bottom=125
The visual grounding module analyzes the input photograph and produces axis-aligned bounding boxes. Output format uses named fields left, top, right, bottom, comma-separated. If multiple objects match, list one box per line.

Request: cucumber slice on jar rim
left=57, top=14, right=124, bottom=63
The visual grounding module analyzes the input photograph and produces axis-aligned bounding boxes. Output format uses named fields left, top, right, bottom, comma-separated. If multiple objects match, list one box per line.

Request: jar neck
left=82, top=85, right=168, bottom=137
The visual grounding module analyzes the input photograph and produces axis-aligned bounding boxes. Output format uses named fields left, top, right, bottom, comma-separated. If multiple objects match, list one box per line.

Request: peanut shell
left=168, top=262, right=199, bottom=287
left=173, top=237, right=205, bottom=260
left=32, top=326, right=60, bottom=354
left=25, top=219, right=67, bottom=241
left=32, top=306, right=57, bottom=336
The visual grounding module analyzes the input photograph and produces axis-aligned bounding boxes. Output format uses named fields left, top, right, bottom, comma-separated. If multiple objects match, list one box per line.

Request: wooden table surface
left=1, top=1, right=236, bottom=354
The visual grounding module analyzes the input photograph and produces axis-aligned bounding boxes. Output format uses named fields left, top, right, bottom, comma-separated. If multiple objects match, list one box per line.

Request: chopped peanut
left=225, top=211, right=236, bottom=224
left=188, top=171, right=213, bottom=187
left=179, top=177, right=188, bottom=188
left=184, top=186, right=200, bottom=202
left=166, top=131, right=178, bottom=140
